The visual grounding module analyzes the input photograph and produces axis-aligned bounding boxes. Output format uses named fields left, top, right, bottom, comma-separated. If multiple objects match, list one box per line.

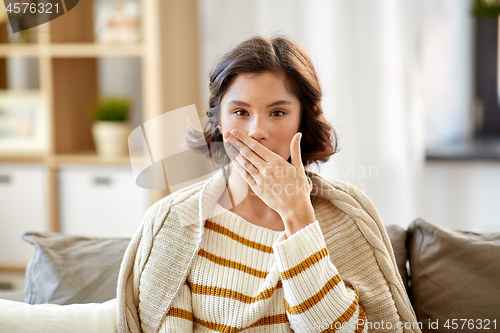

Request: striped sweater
left=117, top=169, right=421, bottom=333
left=161, top=208, right=367, bottom=332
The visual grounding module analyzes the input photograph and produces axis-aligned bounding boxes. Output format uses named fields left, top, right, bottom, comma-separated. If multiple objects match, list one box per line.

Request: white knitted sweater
left=117, top=169, right=420, bottom=333
left=162, top=209, right=367, bottom=332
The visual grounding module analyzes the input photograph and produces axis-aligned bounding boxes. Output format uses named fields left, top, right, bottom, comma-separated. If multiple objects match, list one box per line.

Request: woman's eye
left=234, top=110, right=249, bottom=116
left=233, top=110, right=285, bottom=116
left=271, top=110, right=285, bottom=116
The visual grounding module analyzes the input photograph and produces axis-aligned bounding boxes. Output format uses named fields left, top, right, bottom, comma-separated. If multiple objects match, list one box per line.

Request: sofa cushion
left=407, top=219, right=500, bottom=331
left=385, top=224, right=409, bottom=291
left=22, top=232, right=131, bottom=305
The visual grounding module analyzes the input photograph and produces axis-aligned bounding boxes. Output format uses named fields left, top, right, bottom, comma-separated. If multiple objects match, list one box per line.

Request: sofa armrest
left=0, top=298, right=117, bottom=333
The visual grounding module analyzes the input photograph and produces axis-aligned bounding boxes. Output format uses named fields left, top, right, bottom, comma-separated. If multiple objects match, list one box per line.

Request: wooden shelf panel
left=0, top=263, right=26, bottom=273
left=0, top=152, right=149, bottom=166
left=50, top=43, right=144, bottom=57
left=0, top=43, right=144, bottom=57
left=55, top=152, right=136, bottom=166
left=0, top=155, right=46, bottom=163
left=0, top=44, right=42, bottom=57
left=49, top=0, right=93, bottom=43
left=52, top=58, right=97, bottom=154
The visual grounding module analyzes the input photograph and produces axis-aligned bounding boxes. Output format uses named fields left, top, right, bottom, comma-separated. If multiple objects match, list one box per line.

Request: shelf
left=0, top=0, right=199, bottom=270
left=0, top=153, right=149, bottom=166
left=55, top=152, right=135, bottom=166
left=0, top=44, right=41, bottom=57
left=0, top=263, right=26, bottom=273
left=0, top=43, right=144, bottom=57
left=0, top=155, right=46, bottom=164
left=50, top=43, right=144, bottom=57
left=426, top=137, right=500, bottom=162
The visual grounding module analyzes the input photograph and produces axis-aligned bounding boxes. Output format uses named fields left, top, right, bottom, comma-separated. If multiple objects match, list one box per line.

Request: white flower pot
left=92, top=121, right=132, bottom=157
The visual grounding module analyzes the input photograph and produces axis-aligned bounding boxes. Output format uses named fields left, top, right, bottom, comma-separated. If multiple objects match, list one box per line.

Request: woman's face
left=219, top=72, right=301, bottom=162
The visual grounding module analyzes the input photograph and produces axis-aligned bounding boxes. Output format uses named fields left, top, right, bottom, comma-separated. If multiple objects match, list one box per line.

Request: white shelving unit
left=0, top=0, right=201, bottom=273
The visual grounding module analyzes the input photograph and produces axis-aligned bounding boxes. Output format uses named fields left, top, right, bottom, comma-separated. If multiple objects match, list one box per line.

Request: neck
left=218, top=164, right=276, bottom=218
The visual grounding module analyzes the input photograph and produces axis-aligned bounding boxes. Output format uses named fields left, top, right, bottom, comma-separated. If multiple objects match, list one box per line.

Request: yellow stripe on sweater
left=318, top=295, right=360, bottom=332
left=280, top=247, right=329, bottom=280
left=165, top=307, right=193, bottom=322
left=198, top=248, right=268, bottom=279
left=284, top=274, right=342, bottom=314
left=205, top=220, right=274, bottom=253
left=187, top=280, right=282, bottom=303
left=166, top=308, right=288, bottom=333
left=197, top=314, right=288, bottom=333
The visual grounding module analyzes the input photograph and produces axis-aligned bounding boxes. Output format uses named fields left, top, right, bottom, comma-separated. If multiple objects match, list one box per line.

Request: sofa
left=0, top=219, right=499, bottom=333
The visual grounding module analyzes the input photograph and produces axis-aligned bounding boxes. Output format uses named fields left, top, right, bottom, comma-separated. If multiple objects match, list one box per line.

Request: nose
left=247, top=115, right=269, bottom=142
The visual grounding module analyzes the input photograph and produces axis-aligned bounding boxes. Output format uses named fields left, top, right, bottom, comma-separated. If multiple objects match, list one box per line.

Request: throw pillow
left=22, top=232, right=130, bottom=305
left=407, top=219, right=500, bottom=332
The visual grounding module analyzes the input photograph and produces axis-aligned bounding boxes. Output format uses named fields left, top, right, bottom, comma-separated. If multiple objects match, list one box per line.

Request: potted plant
left=473, top=0, right=500, bottom=16
left=90, top=96, right=132, bottom=157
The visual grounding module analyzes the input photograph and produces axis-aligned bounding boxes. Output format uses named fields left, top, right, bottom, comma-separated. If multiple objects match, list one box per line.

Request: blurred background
left=0, top=0, right=499, bottom=290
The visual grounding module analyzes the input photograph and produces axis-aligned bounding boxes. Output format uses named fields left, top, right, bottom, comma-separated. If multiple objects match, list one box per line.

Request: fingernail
left=223, top=132, right=230, bottom=139
left=298, top=133, right=302, bottom=142
left=231, top=129, right=239, bottom=137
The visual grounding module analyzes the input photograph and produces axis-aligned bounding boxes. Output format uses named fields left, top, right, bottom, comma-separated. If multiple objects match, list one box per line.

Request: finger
left=230, top=129, right=274, bottom=163
left=224, top=139, right=260, bottom=178
left=290, top=132, right=304, bottom=170
left=234, top=150, right=260, bottom=178
left=225, top=131, right=266, bottom=171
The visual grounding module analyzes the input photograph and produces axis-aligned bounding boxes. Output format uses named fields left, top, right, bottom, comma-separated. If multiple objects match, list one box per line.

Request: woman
left=117, top=36, right=420, bottom=333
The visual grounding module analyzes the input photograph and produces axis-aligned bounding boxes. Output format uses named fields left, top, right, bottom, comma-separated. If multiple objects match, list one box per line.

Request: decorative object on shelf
left=90, top=96, right=132, bottom=158
left=0, top=91, right=48, bottom=155
left=93, top=0, right=140, bottom=44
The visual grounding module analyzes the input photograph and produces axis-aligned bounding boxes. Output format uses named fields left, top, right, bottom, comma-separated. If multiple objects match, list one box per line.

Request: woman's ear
left=217, top=125, right=222, bottom=134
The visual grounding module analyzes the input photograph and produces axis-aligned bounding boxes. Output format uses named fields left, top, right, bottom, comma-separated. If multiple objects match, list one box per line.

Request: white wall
left=420, top=161, right=500, bottom=233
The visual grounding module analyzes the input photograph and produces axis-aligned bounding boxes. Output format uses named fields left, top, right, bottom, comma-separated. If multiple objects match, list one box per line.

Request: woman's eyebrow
left=227, top=100, right=292, bottom=107
left=266, top=100, right=292, bottom=107
left=228, top=100, right=251, bottom=107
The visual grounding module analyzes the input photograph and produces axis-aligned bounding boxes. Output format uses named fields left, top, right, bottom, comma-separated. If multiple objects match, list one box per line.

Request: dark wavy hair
left=186, top=35, right=338, bottom=169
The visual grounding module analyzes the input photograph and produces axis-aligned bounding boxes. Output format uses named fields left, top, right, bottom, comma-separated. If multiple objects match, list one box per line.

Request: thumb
left=290, top=132, right=303, bottom=169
